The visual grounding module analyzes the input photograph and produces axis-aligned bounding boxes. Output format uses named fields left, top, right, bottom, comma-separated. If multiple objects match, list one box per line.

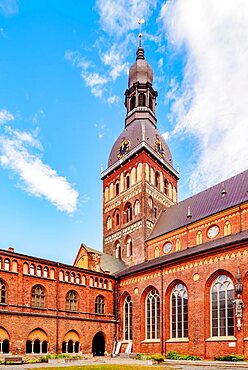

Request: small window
left=0, top=280, right=6, bottom=304
left=155, top=171, right=160, bottom=188
left=66, top=291, right=78, bottom=311
left=115, top=181, right=120, bottom=196
left=176, top=239, right=181, bottom=251
left=196, top=231, right=203, bottom=245
left=44, top=267, right=48, bottom=278
left=94, top=277, right=98, bottom=288
left=95, top=295, right=105, bottom=314
left=37, top=266, right=42, bottom=277
left=125, top=203, right=132, bottom=223
left=115, top=242, right=121, bottom=259
left=126, top=174, right=130, bottom=189
left=154, top=207, right=157, bottom=219
left=65, top=271, right=69, bottom=282
left=148, top=196, right=153, bottom=209
left=107, top=216, right=112, bottom=231
left=30, top=264, right=35, bottom=275
left=134, top=200, right=140, bottom=215
left=126, top=237, right=132, bottom=257
left=149, top=96, right=153, bottom=111
left=50, top=268, right=55, bottom=279
left=4, top=259, right=10, bottom=271
left=76, top=274, right=80, bottom=284
left=130, top=95, right=136, bottom=110
left=138, top=93, right=146, bottom=106
left=154, top=247, right=160, bottom=258
left=71, top=273, right=75, bottom=283
left=224, top=221, right=231, bottom=236
left=31, top=285, right=45, bottom=308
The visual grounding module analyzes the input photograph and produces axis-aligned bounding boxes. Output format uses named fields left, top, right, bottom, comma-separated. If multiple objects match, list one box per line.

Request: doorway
left=92, top=331, right=105, bottom=356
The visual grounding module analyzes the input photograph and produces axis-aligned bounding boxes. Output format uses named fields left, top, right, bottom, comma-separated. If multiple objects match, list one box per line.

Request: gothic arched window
left=124, top=295, right=132, bottom=340
left=146, top=289, right=160, bottom=340
left=134, top=200, right=140, bottom=215
left=171, top=283, right=188, bottom=339
left=0, top=280, right=6, bottom=304
left=95, top=295, right=105, bottom=314
left=211, top=275, right=234, bottom=337
left=126, top=237, right=132, bottom=257
left=125, top=203, right=132, bottom=223
left=4, top=259, right=10, bottom=271
left=138, top=93, right=146, bottom=106
left=31, top=285, right=45, bottom=308
left=196, top=231, right=203, bottom=245
left=224, top=221, right=231, bottom=236
left=115, top=242, right=121, bottom=259
left=66, top=290, right=78, bottom=311
left=130, top=95, right=136, bottom=111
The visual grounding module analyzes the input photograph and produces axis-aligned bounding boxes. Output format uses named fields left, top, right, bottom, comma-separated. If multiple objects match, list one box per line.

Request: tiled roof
left=83, top=245, right=127, bottom=274
left=148, top=169, right=248, bottom=241
left=116, top=229, right=248, bottom=277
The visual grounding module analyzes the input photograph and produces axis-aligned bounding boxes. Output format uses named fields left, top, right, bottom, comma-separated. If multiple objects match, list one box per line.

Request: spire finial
left=136, top=19, right=145, bottom=61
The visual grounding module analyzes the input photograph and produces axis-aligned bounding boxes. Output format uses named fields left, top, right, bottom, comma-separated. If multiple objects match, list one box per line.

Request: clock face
left=164, top=242, right=172, bottom=253
left=118, top=139, right=131, bottom=159
left=154, top=139, right=165, bottom=158
left=207, top=225, right=219, bottom=239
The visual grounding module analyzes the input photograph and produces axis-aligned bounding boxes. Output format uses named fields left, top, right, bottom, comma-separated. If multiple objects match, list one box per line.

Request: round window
left=207, top=225, right=219, bottom=239
left=164, top=242, right=172, bottom=253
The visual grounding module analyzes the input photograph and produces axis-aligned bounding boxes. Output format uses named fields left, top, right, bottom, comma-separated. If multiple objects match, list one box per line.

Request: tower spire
left=137, top=18, right=145, bottom=60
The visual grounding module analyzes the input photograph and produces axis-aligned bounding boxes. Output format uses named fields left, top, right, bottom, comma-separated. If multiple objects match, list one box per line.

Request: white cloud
left=0, top=0, right=19, bottom=16
left=107, top=95, right=119, bottom=104
left=101, top=44, right=129, bottom=81
left=32, top=109, right=45, bottom=124
left=96, top=0, right=157, bottom=36
left=65, top=50, right=108, bottom=98
left=0, top=109, right=14, bottom=124
left=160, top=0, right=248, bottom=193
left=0, top=110, right=78, bottom=213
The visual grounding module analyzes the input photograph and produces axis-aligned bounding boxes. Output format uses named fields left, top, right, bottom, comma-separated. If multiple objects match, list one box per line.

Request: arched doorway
left=92, top=332, right=105, bottom=356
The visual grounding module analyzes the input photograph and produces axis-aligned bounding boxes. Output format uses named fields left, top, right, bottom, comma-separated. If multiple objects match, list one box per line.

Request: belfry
left=102, top=37, right=179, bottom=266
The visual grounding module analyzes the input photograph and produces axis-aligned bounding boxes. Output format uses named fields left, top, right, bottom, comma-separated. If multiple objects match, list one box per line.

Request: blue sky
left=0, top=0, right=248, bottom=264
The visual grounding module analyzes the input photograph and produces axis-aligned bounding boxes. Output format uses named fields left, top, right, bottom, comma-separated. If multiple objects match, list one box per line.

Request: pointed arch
left=196, top=230, right=203, bottom=245
left=137, top=163, right=142, bottom=182
left=224, top=220, right=231, bottom=236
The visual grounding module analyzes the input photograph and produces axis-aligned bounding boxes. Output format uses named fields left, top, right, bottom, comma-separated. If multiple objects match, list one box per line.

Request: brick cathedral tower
left=102, top=37, right=179, bottom=266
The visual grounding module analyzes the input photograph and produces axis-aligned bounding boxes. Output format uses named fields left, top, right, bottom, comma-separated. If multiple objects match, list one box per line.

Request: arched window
left=145, top=163, right=150, bottom=181
left=0, top=257, right=2, bottom=269
left=31, top=285, right=45, bottom=308
left=176, top=239, right=181, bottom=251
left=99, top=278, right=103, bottom=288
left=50, top=268, right=55, bottom=279
left=149, top=96, right=153, bottom=111
left=137, top=163, right=142, bottom=182
left=155, top=171, right=160, bottom=188
left=59, top=270, right=64, bottom=281
left=164, top=179, right=168, bottom=195
left=44, top=267, right=48, bottom=278
left=109, top=183, right=114, bottom=199
left=115, top=242, right=121, bottom=259
left=130, top=95, right=136, bottom=111
left=106, top=216, right=112, bottom=230
left=30, top=264, right=35, bottom=275
left=66, top=291, right=78, bottom=311
left=124, top=295, right=132, bottom=340
left=94, top=277, right=98, bottom=288
left=95, top=295, right=105, bottom=314
left=65, top=271, right=69, bottom=282
left=171, top=284, right=188, bottom=339
left=125, top=203, right=132, bottom=223
left=76, top=274, right=80, bottom=284
left=211, top=275, right=234, bottom=337
left=138, top=93, right=146, bottom=106
left=115, top=181, right=120, bottom=196
left=71, top=272, right=75, bottom=283
left=37, top=265, right=42, bottom=277
left=26, top=329, right=48, bottom=354
left=4, top=259, right=10, bottom=271
left=126, top=237, right=132, bottom=257
left=114, top=210, right=120, bottom=226
left=196, top=231, right=203, bottom=245
left=154, top=247, right=160, bottom=258
left=146, top=289, right=160, bottom=340
left=168, top=183, right=172, bottom=198
left=134, top=200, right=140, bottom=215
left=224, top=221, right=231, bottom=236
left=12, top=260, right=18, bottom=272
left=104, top=279, right=108, bottom=289
left=173, top=186, right=177, bottom=202
left=148, top=196, right=153, bottom=209
left=126, top=174, right=130, bottom=189
left=0, top=280, right=6, bottom=303
left=1, top=339, right=10, bottom=354
left=90, top=277, right=93, bottom=287
left=104, top=186, right=109, bottom=203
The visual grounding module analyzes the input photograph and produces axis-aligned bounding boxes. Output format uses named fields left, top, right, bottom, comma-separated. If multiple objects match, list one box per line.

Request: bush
left=150, top=354, right=165, bottom=362
left=166, top=351, right=201, bottom=361
left=215, top=355, right=245, bottom=362
left=136, top=353, right=152, bottom=360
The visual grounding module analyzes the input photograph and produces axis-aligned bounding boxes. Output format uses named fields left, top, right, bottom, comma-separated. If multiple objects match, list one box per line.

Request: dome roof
left=108, top=119, right=172, bottom=167
left=128, top=47, right=153, bottom=88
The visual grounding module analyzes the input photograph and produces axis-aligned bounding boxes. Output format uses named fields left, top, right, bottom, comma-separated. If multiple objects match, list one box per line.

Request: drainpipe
left=56, top=263, right=59, bottom=354
left=114, top=277, right=119, bottom=348
left=160, top=265, right=164, bottom=355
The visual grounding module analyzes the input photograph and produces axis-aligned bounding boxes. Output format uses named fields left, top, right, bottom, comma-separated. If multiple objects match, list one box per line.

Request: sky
left=0, top=0, right=248, bottom=264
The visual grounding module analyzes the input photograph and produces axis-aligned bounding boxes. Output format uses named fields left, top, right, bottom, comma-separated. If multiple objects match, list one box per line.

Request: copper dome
left=128, top=47, right=153, bottom=88
left=108, top=119, right=172, bottom=167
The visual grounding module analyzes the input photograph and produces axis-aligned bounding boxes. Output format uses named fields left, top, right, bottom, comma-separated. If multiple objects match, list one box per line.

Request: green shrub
left=215, top=355, right=245, bottom=362
left=136, top=353, right=152, bottom=360
left=150, top=353, right=165, bottom=362
left=166, top=351, right=201, bottom=361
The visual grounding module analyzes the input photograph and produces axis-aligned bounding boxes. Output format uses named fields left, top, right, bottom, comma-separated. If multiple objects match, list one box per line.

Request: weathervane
left=137, top=18, right=145, bottom=47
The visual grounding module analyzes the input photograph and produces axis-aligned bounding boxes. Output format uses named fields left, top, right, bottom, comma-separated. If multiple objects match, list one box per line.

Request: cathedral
left=1, top=38, right=248, bottom=360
